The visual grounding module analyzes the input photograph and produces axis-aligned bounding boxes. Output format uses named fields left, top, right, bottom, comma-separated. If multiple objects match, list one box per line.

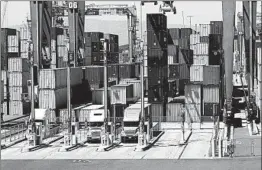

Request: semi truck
left=121, top=103, right=152, bottom=141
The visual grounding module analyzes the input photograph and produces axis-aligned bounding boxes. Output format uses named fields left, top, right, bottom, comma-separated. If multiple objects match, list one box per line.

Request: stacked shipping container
left=2, top=58, right=31, bottom=116
left=147, top=14, right=168, bottom=104
left=38, top=67, right=83, bottom=121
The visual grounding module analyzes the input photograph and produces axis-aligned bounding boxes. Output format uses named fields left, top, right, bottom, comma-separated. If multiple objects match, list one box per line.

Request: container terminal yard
left=0, top=1, right=261, bottom=169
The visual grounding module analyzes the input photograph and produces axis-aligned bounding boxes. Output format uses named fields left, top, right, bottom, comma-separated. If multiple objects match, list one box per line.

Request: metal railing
left=221, top=138, right=261, bottom=157
left=1, top=123, right=27, bottom=145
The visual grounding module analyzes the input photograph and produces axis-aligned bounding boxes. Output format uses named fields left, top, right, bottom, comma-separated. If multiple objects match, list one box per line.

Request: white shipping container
left=20, top=40, right=29, bottom=53
left=190, top=44, right=197, bottom=52
left=57, top=35, right=66, bottom=46
left=185, top=103, right=201, bottom=123
left=203, top=85, right=220, bottom=103
left=185, top=84, right=202, bottom=104
left=199, top=24, right=210, bottom=36
left=21, top=52, right=29, bottom=59
left=166, top=103, right=183, bottom=122
left=7, top=35, right=19, bottom=47
left=193, top=55, right=209, bottom=65
left=51, top=40, right=56, bottom=52
left=9, top=72, right=30, bottom=87
left=119, top=79, right=142, bottom=98
left=190, top=34, right=200, bottom=45
left=111, top=84, right=134, bottom=105
left=2, top=102, right=7, bottom=115
left=92, top=88, right=111, bottom=105
left=9, top=87, right=23, bottom=101
left=8, top=58, right=30, bottom=72
left=20, top=27, right=30, bottom=40
left=168, top=56, right=174, bottom=64
left=51, top=52, right=57, bottom=66
left=190, top=65, right=220, bottom=85
left=39, top=88, right=67, bottom=109
left=2, top=70, right=7, bottom=85
left=196, top=43, right=209, bottom=55
left=9, top=101, right=23, bottom=116
left=258, top=48, right=261, bottom=64
left=57, top=46, right=68, bottom=60
left=7, top=46, right=19, bottom=53
left=79, top=105, right=104, bottom=122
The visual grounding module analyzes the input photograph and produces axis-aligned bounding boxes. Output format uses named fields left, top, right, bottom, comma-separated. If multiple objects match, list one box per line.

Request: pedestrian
left=180, top=104, right=185, bottom=132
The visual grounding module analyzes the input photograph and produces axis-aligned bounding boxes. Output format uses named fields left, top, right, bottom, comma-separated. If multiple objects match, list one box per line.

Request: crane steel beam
left=222, top=1, right=235, bottom=126
left=243, top=2, right=251, bottom=97
left=68, top=1, right=85, bottom=67
left=251, top=2, right=257, bottom=91
left=30, top=1, right=52, bottom=69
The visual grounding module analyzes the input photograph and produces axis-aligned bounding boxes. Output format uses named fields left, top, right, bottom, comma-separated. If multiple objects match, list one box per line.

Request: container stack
left=51, top=27, right=65, bottom=68
left=38, top=67, right=83, bottom=121
left=209, top=21, right=223, bottom=65
left=83, top=66, right=104, bottom=90
left=147, top=14, right=169, bottom=121
left=168, top=28, right=181, bottom=46
left=179, top=28, right=192, bottom=49
left=2, top=58, right=31, bottom=116
left=104, top=33, right=119, bottom=64
left=1, top=28, right=20, bottom=70
left=19, top=26, right=30, bottom=59
left=83, top=32, right=104, bottom=65
left=118, top=63, right=136, bottom=80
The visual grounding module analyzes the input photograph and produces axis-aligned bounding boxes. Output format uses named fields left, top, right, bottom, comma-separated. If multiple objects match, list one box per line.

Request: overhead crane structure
left=85, top=3, right=139, bottom=62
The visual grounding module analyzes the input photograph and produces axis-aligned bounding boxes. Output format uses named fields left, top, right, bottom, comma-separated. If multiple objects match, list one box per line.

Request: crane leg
left=222, top=1, right=236, bottom=139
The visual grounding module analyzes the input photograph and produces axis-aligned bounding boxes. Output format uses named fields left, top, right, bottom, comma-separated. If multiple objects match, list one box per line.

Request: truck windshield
left=89, top=122, right=103, bottom=127
left=124, top=122, right=139, bottom=127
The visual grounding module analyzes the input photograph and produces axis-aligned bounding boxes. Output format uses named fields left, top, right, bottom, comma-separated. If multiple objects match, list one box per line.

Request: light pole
left=0, top=0, right=2, bottom=162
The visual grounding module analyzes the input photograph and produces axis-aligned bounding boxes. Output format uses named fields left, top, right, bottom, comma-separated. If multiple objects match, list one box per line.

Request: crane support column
left=243, top=2, right=251, bottom=99
left=259, top=4, right=262, bottom=124
left=251, top=2, right=257, bottom=90
left=222, top=1, right=236, bottom=139
left=30, top=1, right=52, bottom=70
left=128, top=13, right=133, bottom=61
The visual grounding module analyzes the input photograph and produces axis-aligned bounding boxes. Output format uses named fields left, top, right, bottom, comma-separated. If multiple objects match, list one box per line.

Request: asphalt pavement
left=1, top=158, right=261, bottom=170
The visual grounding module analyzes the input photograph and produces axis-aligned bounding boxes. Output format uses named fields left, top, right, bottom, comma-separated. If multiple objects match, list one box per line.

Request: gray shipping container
left=83, top=66, right=104, bottom=84
left=185, top=103, right=201, bottom=123
left=8, top=58, right=30, bottom=72
left=8, top=72, right=30, bottom=87
left=39, top=88, right=67, bottom=109
left=166, top=103, right=183, bottom=122
left=185, top=84, right=202, bottom=104
left=151, top=103, right=164, bottom=122
left=203, top=85, right=220, bottom=103
left=190, top=65, right=220, bottom=85
left=92, top=88, right=111, bottom=105
left=110, top=84, right=134, bottom=105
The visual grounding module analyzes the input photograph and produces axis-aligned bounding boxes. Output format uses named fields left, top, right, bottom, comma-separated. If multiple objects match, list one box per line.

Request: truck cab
left=29, top=109, right=51, bottom=144
left=86, top=109, right=110, bottom=142
left=121, top=103, right=152, bottom=141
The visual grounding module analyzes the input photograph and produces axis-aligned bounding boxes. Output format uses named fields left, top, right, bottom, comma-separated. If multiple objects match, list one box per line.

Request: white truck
left=79, top=105, right=111, bottom=142
left=121, top=103, right=152, bottom=141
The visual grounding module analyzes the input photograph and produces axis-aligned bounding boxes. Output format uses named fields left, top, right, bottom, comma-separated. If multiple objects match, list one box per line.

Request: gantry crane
left=85, top=3, right=138, bottom=62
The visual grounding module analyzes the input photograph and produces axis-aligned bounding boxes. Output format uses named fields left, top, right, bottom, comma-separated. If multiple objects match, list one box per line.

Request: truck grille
left=91, top=131, right=101, bottom=137
left=125, top=130, right=136, bottom=136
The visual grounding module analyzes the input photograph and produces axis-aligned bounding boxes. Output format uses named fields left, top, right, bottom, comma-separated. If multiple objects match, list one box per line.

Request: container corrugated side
left=8, top=58, right=30, bottom=72
left=9, top=72, right=30, bottom=87
left=7, top=35, right=19, bottom=53
left=111, top=84, right=133, bottom=104
left=166, top=103, right=182, bottom=122
left=190, top=44, right=197, bottom=53
left=119, top=79, right=141, bottom=98
left=70, top=67, right=83, bottom=87
left=190, top=34, right=200, bottom=45
left=203, top=65, right=220, bottom=85
left=257, top=48, right=261, bottom=64
left=193, top=55, right=209, bottom=65
left=2, top=71, right=7, bottom=85
left=59, top=109, right=76, bottom=123
left=185, top=103, right=201, bottom=123
left=185, top=84, right=202, bottom=104
left=39, top=68, right=66, bottom=89
left=49, top=110, right=57, bottom=123
left=203, top=85, right=220, bottom=103
left=190, top=65, right=204, bottom=82
left=84, top=66, right=104, bottom=84
left=9, top=101, right=23, bottom=116
left=92, top=89, right=111, bottom=105
left=199, top=24, right=210, bottom=36
left=151, top=103, right=164, bottom=122
left=20, top=40, right=29, bottom=53
left=9, top=87, right=24, bottom=101
left=196, top=43, right=209, bottom=55
left=39, top=88, right=67, bottom=109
